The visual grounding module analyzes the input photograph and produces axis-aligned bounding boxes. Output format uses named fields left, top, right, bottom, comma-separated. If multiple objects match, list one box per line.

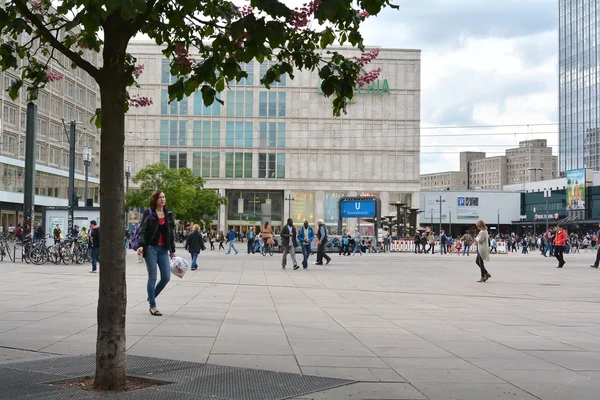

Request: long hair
left=476, top=220, right=487, bottom=230
left=149, top=190, right=165, bottom=209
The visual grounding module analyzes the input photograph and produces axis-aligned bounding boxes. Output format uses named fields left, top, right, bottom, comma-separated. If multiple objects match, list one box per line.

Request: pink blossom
left=356, top=67, right=381, bottom=87
left=354, top=49, right=379, bottom=68
left=77, top=39, right=89, bottom=49
left=174, top=43, right=193, bottom=72
left=239, top=5, right=254, bottom=17
left=133, top=64, right=144, bottom=78
left=359, top=10, right=369, bottom=18
left=46, top=71, right=63, bottom=82
left=30, top=0, right=43, bottom=12
left=128, top=95, right=153, bottom=108
left=290, top=0, right=322, bottom=29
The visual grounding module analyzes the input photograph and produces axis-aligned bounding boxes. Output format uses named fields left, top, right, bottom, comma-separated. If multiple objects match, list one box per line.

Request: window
left=39, top=92, right=48, bottom=110
left=229, top=62, right=254, bottom=86
left=76, top=109, right=84, bottom=123
left=259, top=122, right=285, bottom=147
left=160, top=120, right=187, bottom=146
left=63, top=103, right=73, bottom=120
left=258, top=153, right=285, bottom=178
left=193, top=121, right=220, bottom=146
left=51, top=98, right=61, bottom=115
left=50, top=122, right=61, bottom=140
left=37, top=145, right=47, bottom=162
left=49, top=148, right=59, bottom=165
left=20, top=111, right=26, bottom=131
left=163, top=151, right=187, bottom=169
left=258, top=91, right=286, bottom=117
left=225, top=91, right=253, bottom=116
left=64, top=80, right=74, bottom=97
left=193, top=151, right=220, bottom=178
left=194, top=91, right=221, bottom=115
left=161, top=59, right=176, bottom=84
left=37, top=118, right=48, bottom=137
left=160, top=151, right=168, bottom=166
left=2, top=135, right=16, bottom=154
left=62, top=152, right=69, bottom=169
left=225, top=152, right=252, bottom=178
left=259, top=61, right=286, bottom=86
left=87, top=93, right=95, bottom=108
left=160, top=89, right=188, bottom=115
left=3, top=105, right=16, bottom=125
left=225, top=122, right=253, bottom=147
left=18, top=138, right=25, bottom=157
left=4, top=75, right=16, bottom=91
left=76, top=86, right=84, bottom=102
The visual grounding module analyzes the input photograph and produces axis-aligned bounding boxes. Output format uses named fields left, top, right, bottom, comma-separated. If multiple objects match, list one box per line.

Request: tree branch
left=12, top=0, right=100, bottom=80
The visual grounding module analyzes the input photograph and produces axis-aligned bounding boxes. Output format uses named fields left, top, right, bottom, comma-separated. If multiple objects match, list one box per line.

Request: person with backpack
left=185, top=224, right=205, bottom=271
left=136, top=190, right=176, bottom=317
left=89, top=220, right=100, bottom=273
left=315, top=219, right=331, bottom=265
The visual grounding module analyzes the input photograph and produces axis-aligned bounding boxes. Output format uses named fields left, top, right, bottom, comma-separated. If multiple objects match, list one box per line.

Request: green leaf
left=8, top=79, right=22, bottom=100
left=320, top=28, right=335, bottom=49
left=201, top=85, right=216, bottom=107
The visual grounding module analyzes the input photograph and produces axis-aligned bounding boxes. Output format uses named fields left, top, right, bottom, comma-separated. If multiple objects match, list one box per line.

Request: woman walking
left=209, top=231, right=215, bottom=251
left=427, top=231, right=435, bottom=254
left=555, top=224, right=567, bottom=268
left=475, top=220, right=491, bottom=282
left=185, top=224, right=205, bottom=271
left=136, top=190, right=176, bottom=316
left=218, top=231, right=225, bottom=251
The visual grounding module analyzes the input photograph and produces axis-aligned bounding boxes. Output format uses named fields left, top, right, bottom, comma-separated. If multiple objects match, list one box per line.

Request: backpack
left=130, top=209, right=152, bottom=250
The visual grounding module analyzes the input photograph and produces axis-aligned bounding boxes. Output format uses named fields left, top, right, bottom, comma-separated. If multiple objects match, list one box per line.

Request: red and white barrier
left=385, top=239, right=509, bottom=254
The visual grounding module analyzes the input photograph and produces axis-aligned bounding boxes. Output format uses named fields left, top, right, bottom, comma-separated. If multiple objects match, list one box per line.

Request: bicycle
left=262, top=242, right=275, bottom=256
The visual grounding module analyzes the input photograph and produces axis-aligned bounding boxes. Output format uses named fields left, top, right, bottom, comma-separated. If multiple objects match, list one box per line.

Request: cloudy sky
left=359, top=0, right=558, bottom=174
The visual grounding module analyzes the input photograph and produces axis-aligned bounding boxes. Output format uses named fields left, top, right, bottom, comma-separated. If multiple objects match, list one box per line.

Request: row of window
left=160, top=89, right=286, bottom=117
left=159, top=120, right=286, bottom=148
left=3, top=75, right=96, bottom=109
left=159, top=151, right=285, bottom=179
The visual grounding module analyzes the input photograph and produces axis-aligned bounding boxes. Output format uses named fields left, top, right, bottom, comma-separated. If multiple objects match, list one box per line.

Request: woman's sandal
left=149, top=308, right=162, bottom=316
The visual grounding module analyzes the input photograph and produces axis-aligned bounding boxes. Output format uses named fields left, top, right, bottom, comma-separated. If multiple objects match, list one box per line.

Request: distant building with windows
left=421, top=140, right=557, bottom=191
left=0, top=31, right=101, bottom=230
left=125, top=41, right=422, bottom=233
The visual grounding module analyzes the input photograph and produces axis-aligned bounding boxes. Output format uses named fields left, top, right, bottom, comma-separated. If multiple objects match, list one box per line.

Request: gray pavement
left=1, top=249, right=600, bottom=399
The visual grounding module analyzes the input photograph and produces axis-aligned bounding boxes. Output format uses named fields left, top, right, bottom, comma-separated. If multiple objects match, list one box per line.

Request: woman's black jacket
left=185, top=231, right=205, bottom=253
left=138, top=208, right=176, bottom=254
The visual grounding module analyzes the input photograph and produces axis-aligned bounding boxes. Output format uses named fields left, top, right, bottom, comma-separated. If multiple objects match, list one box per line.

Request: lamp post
left=83, top=147, right=92, bottom=205
left=497, top=208, right=500, bottom=234
left=436, top=195, right=445, bottom=236
left=284, top=194, right=294, bottom=220
left=124, top=159, right=131, bottom=194
left=430, top=208, right=434, bottom=230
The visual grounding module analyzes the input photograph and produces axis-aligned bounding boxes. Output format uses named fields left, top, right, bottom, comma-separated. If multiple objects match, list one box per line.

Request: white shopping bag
left=170, top=256, right=189, bottom=279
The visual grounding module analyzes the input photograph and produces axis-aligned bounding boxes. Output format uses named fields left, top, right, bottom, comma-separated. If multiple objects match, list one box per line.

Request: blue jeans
left=440, top=244, right=447, bottom=255
left=227, top=241, right=238, bottom=254
left=91, top=247, right=99, bottom=271
left=352, top=242, right=362, bottom=256
left=145, top=246, right=171, bottom=309
left=190, top=251, right=199, bottom=270
left=545, top=243, right=553, bottom=256
left=301, top=243, right=311, bottom=267
left=464, top=245, right=471, bottom=255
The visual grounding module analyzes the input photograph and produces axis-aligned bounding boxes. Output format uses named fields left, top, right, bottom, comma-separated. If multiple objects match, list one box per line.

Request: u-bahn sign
left=340, top=199, right=377, bottom=218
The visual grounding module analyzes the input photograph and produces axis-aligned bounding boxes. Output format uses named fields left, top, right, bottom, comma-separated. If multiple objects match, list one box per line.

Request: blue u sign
left=340, top=200, right=376, bottom=218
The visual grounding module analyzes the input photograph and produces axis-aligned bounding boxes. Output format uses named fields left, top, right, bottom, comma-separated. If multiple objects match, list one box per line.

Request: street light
left=83, top=147, right=92, bottom=205
left=284, top=194, right=294, bottom=220
left=124, top=159, right=131, bottom=193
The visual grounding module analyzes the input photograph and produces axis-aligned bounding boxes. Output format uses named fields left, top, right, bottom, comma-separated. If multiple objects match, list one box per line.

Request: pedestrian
left=427, top=231, right=435, bottom=254
left=590, top=224, right=600, bottom=268
left=475, top=220, right=491, bottom=282
left=35, top=223, right=44, bottom=241
left=352, top=228, right=362, bottom=256
left=226, top=227, right=239, bottom=255
left=136, top=190, right=176, bottom=317
left=80, top=226, right=88, bottom=242
left=262, top=221, right=275, bottom=253
left=555, top=224, right=567, bottom=268
left=462, top=230, right=473, bottom=256
left=209, top=231, right=215, bottom=250
left=315, top=219, right=331, bottom=265
left=281, top=218, right=299, bottom=270
left=185, top=224, right=205, bottom=271
left=521, top=236, right=528, bottom=254
left=544, top=228, right=555, bottom=257
left=297, top=220, right=314, bottom=269
left=53, top=224, right=61, bottom=244
left=414, top=234, right=420, bottom=254
left=455, top=237, right=462, bottom=255
left=421, top=232, right=427, bottom=253
left=490, top=237, right=497, bottom=254
left=440, top=230, right=447, bottom=255
left=218, top=231, right=225, bottom=251
left=339, top=228, right=349, bottom=256
left=246, top=227, right=255, bottom=254
left=89, top=220, right=100, bottom=273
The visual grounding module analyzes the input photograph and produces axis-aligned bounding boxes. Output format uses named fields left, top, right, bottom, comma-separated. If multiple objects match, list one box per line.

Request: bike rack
left=13, top=241, right=24, bottom=263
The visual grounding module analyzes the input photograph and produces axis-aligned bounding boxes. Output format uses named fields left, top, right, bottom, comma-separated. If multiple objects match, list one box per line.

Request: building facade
left=125, top=42, right=421, bottom=233
left=468, top=156, right=507, bottom=189
left=506, top=139, right=557, bottom=184
left=0, top=33, right=101, bottom=230
left=559, top=0, right=600, bottom=173
left=420, top=171, right=467, bottom=191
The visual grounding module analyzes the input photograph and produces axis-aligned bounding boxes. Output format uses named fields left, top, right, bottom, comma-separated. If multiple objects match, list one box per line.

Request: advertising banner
left=457, top=196, right=479, bottom=220
left=566, top=169, right=586, bottom=210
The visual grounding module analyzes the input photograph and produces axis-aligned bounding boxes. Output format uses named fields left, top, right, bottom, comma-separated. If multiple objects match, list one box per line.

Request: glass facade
left=193, top=121, right=220, bottom=146
left=194, top=91, right=221, bottom=115
left=225, top=122, right=253, bottom=147
left=258, top=153, right=285, bottom=178
left=559, top=0, right=600, bottom=173
left=161, top=89, right=187, bottom=115
left=226, top=190, right=284, bottom=224
left=226, top=91, right=253, bottom=116
left=160, top=120, right=187, bottom=146
left=225, top=152, right=252, bottom=178
left=291, top=191, right=315, bottom=223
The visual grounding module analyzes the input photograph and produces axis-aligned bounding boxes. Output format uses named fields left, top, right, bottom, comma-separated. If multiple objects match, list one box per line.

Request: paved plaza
left=1, top=249, right=600, bottom=399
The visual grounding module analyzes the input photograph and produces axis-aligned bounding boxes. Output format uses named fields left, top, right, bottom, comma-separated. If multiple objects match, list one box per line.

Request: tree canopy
left=126, top=162, right=227, bottom=226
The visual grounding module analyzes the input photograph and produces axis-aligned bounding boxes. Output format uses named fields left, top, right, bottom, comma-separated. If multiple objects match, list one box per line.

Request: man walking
left=89, top=220, right=100, bottom=273
left=246, top=227, right=255, bottom=254
left=544, top=228, right=554, bottom=257
left=226, top=227, right=238, bottom=255
left=281, top=218, right=299, bottom=270
left=297, top=220, right=314, bottom=269
left=590, top=223, right=600, bottom=268
left=440, top=230, right=447, bottom=255
left=315, top=219, right=331, bottom=265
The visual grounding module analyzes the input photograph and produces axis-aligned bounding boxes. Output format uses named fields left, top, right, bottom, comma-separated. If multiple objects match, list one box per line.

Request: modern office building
left=421, top=141, right=557, bottom=191
left=0, top=34, right=101, bottom=230
left=125, top=41, right=421, bottom=233
left=559, top=0, right=600, bottom=173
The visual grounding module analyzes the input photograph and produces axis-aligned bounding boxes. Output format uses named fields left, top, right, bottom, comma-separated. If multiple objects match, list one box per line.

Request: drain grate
left=0, top=354, right=354, bottom=400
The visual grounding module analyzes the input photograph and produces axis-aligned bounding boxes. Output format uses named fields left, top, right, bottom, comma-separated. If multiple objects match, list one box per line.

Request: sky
left=358, top=0, right=559, bottom=174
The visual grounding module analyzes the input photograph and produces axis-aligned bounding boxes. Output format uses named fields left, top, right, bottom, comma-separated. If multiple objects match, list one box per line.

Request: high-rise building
left=125, top=42, right=421, bottom=233
left=559, top=0, right=600, bottom=173
left=0, top=33, right=101, bottom=229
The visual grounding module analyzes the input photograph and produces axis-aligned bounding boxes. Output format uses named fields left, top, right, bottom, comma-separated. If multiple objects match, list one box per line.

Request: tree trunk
left=93, top=26, right=129, bottom=391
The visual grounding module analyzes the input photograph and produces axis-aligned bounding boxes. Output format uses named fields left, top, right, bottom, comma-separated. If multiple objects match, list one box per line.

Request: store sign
left=318, top=70, right=391, bottom=98
left=340, top=200, right=376, bottom=218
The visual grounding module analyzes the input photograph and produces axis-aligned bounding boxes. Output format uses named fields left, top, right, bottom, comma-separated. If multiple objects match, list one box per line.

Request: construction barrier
left=387, top=240, right=509, bottom=254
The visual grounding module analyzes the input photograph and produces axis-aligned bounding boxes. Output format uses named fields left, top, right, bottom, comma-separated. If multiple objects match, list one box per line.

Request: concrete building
left=559, top=0, right=600, bottom=173
left=0, top=34, right=101, bottom=230
left=125, top=41, right=421, bottom=233
left=506, top=139, right=557, bottom=184
left=421, top=171, right=467, bottom=191
left=421, top=141, right=556, bottom=191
